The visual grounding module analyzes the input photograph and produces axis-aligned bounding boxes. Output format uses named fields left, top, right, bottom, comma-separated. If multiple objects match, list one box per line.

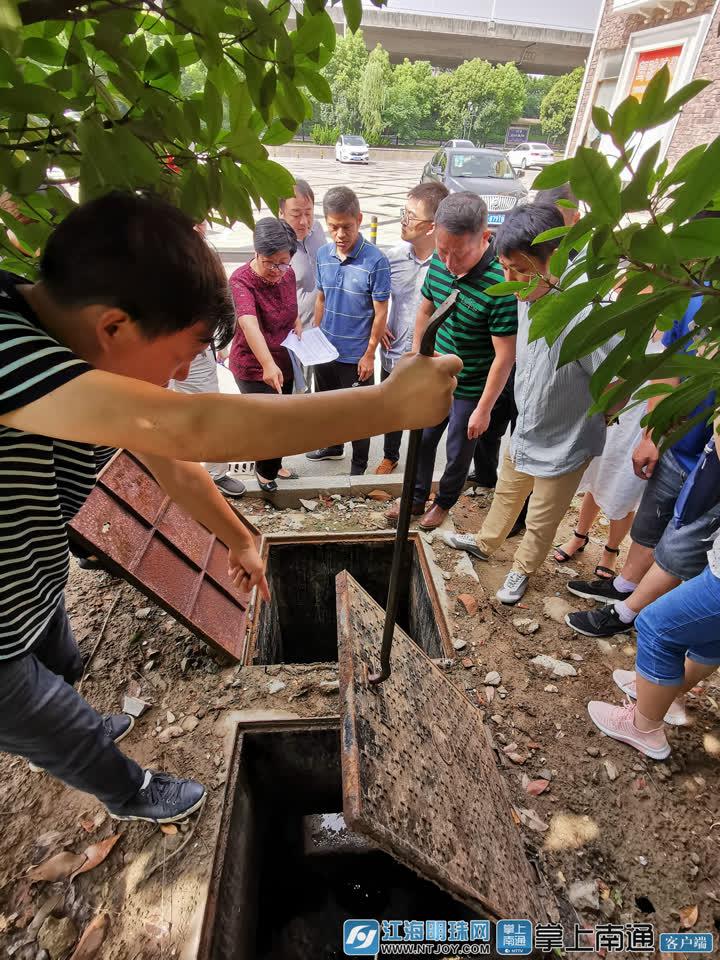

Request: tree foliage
left=540, top=66, right=584, bottom=143
left=436, top=59, right=525, bottom=144
left=384, top=58, right=437, bottom=143
left=490, top=69, right=720, bottom=445
left=317, top=26, right=368, bottom=134
left=0, top=0, right=385, bottom=274
left=523, top=74, right=555, bottom=120
left=358, top=42, right=391, bottom=142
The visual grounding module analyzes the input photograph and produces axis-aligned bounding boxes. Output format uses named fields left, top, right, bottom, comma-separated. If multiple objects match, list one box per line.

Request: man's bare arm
left=358, top=299, right=389, bottom=381
left=313, top=290, right=325, bottom=327
left=411, top=296, right=435, bottom=353
left=0, top=354, right=461, bottom=463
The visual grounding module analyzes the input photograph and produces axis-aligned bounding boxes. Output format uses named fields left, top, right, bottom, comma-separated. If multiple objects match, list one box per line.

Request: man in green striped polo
left=387, top=192, right=518, bottom=530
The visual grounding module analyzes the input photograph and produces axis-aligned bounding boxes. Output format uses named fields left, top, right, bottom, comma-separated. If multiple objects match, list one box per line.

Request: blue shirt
left=662, top=295, right=715, bottom=473
left=316, top=234, right=391, bottom=363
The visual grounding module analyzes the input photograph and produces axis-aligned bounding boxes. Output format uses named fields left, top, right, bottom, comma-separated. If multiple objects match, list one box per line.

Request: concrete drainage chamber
left=201, top=720, right=479, bottom=960
left=246, top=532, right=453, bottom=665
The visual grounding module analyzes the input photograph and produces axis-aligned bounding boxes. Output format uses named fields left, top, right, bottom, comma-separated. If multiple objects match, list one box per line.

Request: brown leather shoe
left=374, top=458, right=399, bottom=475
left=418, top=503, right=449, bottom=530
left=385, top=499, right=425, bottom=523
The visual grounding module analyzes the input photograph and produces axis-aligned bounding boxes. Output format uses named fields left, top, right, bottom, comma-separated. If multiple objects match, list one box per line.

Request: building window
left=584, top=49, right=624, bottom=147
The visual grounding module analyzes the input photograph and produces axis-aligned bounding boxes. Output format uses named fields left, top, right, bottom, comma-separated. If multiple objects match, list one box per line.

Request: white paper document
left=281, top=327, right=339, bottom=366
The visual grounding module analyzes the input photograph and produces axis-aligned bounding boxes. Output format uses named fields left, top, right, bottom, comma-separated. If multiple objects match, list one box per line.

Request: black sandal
left=255, top=472, right=278, bottom=493
left=554, top=530, right=589, bottom=563
left=595, top=544, right=621, bottom=579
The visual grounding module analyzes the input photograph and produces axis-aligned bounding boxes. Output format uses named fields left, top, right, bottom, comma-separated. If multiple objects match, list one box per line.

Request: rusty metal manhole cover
left=69, top=451, right=258, bottom=661
left=336, top=571, right=546, bottom=921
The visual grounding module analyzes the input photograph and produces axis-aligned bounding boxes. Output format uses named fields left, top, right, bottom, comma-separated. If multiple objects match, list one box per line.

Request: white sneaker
left=442, top=532, right=488, bottom=561
left=496, top=570, right=529, bottom=605
left=612, top=669, right=688, bottom=726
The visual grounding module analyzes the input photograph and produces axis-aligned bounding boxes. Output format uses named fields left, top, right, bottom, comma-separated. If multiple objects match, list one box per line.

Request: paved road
left=214, top=155, right=540, bottom=480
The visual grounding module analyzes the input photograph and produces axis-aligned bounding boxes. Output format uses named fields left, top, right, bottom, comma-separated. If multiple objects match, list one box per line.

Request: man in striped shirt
left=0, top=191, right=461, bottom=825
left=387, top=192, right=518, bottom=530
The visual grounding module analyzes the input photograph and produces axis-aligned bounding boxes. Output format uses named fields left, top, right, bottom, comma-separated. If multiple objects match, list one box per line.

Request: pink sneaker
left=612, top=669, right=688, bottom=726
left=587, top=700, right=671, bottom=760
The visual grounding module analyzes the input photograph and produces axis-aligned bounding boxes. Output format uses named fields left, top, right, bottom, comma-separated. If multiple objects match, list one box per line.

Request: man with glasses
left=374, top=182, right=449, bottom=474
left=307, top=186, right=391, bottom=475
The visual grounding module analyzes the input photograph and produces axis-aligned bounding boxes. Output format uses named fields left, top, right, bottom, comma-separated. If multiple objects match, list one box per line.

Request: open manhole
left=246, top=532, right=453, bottom=665
left=199, top=719, right=482, bottom=960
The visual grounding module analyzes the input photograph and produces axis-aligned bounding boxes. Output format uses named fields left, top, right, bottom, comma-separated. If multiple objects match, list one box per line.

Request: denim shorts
left=635, top=565, right=720, bottom=685
left=631, top=450, right=720, bottom=580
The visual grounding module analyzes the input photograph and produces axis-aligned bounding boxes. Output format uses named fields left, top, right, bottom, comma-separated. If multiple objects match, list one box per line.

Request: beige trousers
left=476, top=452, right=592, bottom=575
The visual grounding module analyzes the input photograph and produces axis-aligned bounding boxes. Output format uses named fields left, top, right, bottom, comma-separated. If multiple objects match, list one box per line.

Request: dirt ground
left=1, top=489, right=719, bottom=959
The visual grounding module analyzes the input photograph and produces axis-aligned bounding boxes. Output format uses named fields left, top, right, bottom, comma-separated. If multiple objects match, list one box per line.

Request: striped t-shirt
left=421, top=246, right=518, bottom=399
left=0, top=272, right=115, bottom=660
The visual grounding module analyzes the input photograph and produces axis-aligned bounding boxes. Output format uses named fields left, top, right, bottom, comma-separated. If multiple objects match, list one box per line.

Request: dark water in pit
left=255, top=540, right=442, bottom=663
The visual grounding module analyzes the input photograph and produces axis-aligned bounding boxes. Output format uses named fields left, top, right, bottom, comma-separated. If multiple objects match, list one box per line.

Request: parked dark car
left=421, top=147, right=528, bottom=229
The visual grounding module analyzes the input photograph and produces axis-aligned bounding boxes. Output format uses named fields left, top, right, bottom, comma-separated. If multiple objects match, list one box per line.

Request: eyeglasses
left=258, top=257, right=291, bottom=273
left=400, top=207, right=431, bottom=226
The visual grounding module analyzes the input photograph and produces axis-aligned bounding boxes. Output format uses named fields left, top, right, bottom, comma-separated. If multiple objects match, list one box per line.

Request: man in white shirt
left=374, top=181, right=449, bottom=474
left=280, top=179, right=326, bottom=395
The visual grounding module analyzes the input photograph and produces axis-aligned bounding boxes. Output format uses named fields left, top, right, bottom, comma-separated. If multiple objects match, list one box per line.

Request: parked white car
left=335, top=135, right=369, bottom=164
left=506, top=142, right=555, bottom=170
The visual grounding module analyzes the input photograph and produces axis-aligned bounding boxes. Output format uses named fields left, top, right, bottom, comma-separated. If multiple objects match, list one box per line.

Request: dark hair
left=253, top=217, right=298, bottom=257
left=495, top=202, right=565, bottom=263
left=40, top=191, right=235, bottom=348
left=323, top=186, right=361, bottom=218
left=435, top=191, right=488, bottom=235
left=535, top=183, right=578, bottom=209
left=407, top=181, right=450, bottom=220
left=280, top=179, right=315, bottom=211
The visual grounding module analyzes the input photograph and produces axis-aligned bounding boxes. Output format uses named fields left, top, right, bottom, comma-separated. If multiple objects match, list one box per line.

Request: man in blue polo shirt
left=307, top=186, right=391, bottom=474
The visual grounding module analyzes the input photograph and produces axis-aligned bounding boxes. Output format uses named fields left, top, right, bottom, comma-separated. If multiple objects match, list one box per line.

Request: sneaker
left=442, top=532, right=488, bottom=561
left=375, top=458, right=399, bottom=475
left=214, top=475, right=246, bottom=498
left=30, top=713, right=135, bottom=773
left=306, top=447, right=344, bottom=461
left=587, top=700, right=670, bottom=760
left=497, top=570, right=529, bottom=605
left=566, top=604, right=634, bottom=638
left=108, top=770, right=206, bottom=823
left=567, top=577, right=632, bottom=603
left=612, top=669, right=688, bottom=726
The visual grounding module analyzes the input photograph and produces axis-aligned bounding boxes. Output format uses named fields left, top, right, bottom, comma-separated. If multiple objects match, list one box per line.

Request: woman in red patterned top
left=229, top=218, right=303, bottom=491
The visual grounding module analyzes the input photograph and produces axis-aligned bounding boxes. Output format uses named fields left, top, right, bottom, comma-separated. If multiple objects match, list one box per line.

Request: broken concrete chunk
left=603, top=759, right=620, bottom=781
left=568, top=879, right=600, bottom=912
left=158, top=725, right=184, bottom=743
left=267, top=679, right=287, bottom=695
left=122, top=695, right=151, bottom=718
left=513, top=617, right=540, bottom=635
left=484, top=671, right=502, bottom=686
left=454, top=553, right=479, bottom=583
left=530, top=654, right=577, bottom=678
left=543, top=596, right=573, bottom=623
left=299, top=498, right=318, bottom=512
left=38, top=916, right=78, bottom=960
left=180, top=715, right=200, bottom=733
left=135, top=607, right=152, bottom=620
left=319, top=679, right=340, bottom=694
left=451, top=637, right=468, bottom=651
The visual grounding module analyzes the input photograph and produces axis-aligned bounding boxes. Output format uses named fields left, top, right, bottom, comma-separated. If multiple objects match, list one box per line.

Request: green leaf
left=484, top=280, right=530, bottom=296
left=629, top=224, right=675, bottom=264
left=671, top=218, right=720, bottom=261
left=610, top=95, right=640, bottom=146
left=0, top=83, right=66, bottom=115
left=0, top=0, right=21, bottom=56
left=570, top=147, right=622, bottom=223
left=342, top=0, right=363, bottom=32
left=621, top=141, right=660, bottom=213
left=529, top=275, right=616, bottom=346
left=653, top=79, right=711, bottom=127
left=293, top=11, right=337, bottom=55
left=295, top=66, right=332, bottom=103
left=591, top=106, right=611, bottom=134
left=259, top=68, right=277, bottom=115
left=0, top=48, right=20, bottom=83
left=22, top=37, right=66, bottom=66
left=16, top=154, right=45, bottom=194
left=262, top=118, right=297, bottom=145
left=144, top=40, right=180, bottom=84
left=636, top=64, right=670, bottom=130
left=244, top=158, right=296, bottom=212
left=532, top=225, right=569, bottom=246
left=203, top=79, right=223, bottom=143
left=532, top=158, right=573, bottom=190
left=667, top=136, right=720, bottom=224
left=108, top=125, right=162, bottom=188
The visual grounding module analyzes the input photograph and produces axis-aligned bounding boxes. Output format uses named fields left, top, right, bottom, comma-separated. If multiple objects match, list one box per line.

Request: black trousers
left=236, top=377, right=294, bottom=480
left=471, top=379, right=515, bottom=487
left=314, top=360, right=374, bottom=472
left=0, top=599, right=144, bottom=808
left=380, top=365, right=403, bottom=462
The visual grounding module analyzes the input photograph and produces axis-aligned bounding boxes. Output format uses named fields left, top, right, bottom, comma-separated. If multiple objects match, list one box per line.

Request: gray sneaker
left=214, top=475, right=246, bottom=498
left=496, top=571, right=529, bottom=605
left=442, top=532, right=488, bottom=561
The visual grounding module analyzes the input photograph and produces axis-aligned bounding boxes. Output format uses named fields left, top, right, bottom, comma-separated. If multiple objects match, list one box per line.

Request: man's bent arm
left=476, top=336, right=516, bottom=416
left=411, top=296, right=435, bottom=353
left=0, top=356, right=460, bottom=464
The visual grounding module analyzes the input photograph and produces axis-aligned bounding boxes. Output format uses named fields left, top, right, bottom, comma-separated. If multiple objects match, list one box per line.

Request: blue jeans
left=414, top=396, right=479, bottom=510
left=635, top=565, right=720, bottom=686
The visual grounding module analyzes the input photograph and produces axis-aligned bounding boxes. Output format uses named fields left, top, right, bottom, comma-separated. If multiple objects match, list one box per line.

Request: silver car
left=421, top=147, right=529, bottom=230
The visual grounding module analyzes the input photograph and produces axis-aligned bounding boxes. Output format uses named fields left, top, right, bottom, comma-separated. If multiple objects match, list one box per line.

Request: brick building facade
left=567, top=0, right=719, bottom=166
